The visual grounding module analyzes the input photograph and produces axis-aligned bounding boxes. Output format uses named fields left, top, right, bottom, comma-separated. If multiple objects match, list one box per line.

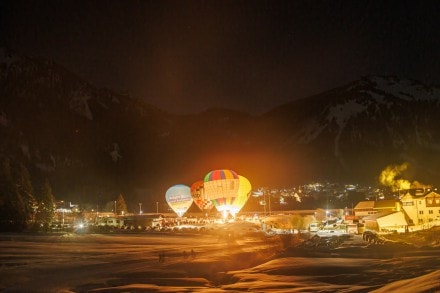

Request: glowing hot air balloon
left=203, top=169, right=241, bottom=216
left=165, top=184, right=193, bottom=217
left=190, top=180, right=213, bottom=211
left=229, top=175, right=252, bottom=216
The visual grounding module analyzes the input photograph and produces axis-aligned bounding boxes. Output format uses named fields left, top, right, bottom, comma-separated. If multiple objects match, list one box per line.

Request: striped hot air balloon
left=203, top=169, right=240, bottom=214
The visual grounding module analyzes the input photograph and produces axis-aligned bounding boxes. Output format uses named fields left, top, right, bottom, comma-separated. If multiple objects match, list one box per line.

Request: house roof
left=364, top=211, right=408, bottom=227
left=400, top=190, right=440, bottom=200
left=363, top=210, right=396, bottom=221
left=374, top=200, right=397, bottom=209
left=425, top=191, right=440, bottom=199
left=354, top=200, right=398, bottom=210
left=354, top=201, right=375, bottom=210
left=400, top=188, right=435, bottom=198
left=376, top=211, right=408, bottom=227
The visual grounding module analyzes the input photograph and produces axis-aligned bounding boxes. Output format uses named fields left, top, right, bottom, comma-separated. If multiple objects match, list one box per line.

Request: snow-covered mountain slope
left=0, top=48, right=176, bottom=200
left=260, top=75, right=440, bottom=183
left=2, top=48, right=440, bottom=202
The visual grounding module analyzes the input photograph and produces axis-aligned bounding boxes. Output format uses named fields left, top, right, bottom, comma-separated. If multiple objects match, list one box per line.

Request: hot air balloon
left=165, top=184, right=193, bottom=217
left=190, top=180, right=214, bottom=211
left=203, top=169, right=241, bottom=216
left=229, top=175, right=252, bottom=216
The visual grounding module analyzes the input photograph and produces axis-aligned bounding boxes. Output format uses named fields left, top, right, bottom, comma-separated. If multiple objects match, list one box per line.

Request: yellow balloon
left=230, top=175, right=252, bottom=216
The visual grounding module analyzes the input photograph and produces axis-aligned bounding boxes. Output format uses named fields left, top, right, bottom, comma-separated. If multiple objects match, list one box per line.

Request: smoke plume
left=379, top=163, right=412, bottom=191
left=379, top=163, right=431, bottom=192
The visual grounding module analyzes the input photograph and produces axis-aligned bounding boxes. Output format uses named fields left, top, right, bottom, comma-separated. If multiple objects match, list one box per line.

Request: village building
left=354, top=200, right=400, bottom=219
left=362, top=210, right=408, bottom=233
left=353, top=201, right=376, bottom=218
left=354, top=199, right=408, bottom=232
left=399, top=189, right=440, bottom=225
left=354, top=188, right=440, bottom=233
left=354, top=199, right=405, bottom=232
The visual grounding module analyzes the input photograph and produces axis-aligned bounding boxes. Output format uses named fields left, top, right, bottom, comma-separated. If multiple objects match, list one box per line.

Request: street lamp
left=61, top=201, right=65, bottom=229
left=263, top=193, right=267, bottom=216
left=268, top=193, right=272, bottom=215
left=139, top=203, right=142, bottom=214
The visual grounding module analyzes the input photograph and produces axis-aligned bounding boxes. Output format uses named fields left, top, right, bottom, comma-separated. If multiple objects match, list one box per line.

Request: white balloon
left=165, top=184, right=193, bottom=217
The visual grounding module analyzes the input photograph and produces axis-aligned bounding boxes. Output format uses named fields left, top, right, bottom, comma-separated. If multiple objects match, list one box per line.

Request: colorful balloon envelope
left=204, top=169, right=250, bottom=215
left=165, top=184, right=193, bottom=217
left=230, top=175, right=252, bottom=216
left=190, top=180, right=214, bottom=211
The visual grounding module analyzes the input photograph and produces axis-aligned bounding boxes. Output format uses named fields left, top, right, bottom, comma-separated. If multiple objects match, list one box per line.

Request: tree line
left=0, top=157, right=55, bottom=232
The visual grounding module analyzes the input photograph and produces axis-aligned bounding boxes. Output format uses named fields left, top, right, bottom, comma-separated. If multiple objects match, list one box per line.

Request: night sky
left=1, top=0, right=439, bottom=114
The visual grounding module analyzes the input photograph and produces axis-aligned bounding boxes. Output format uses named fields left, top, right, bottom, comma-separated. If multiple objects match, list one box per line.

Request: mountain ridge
left=1, top=49, right=440, bottom=205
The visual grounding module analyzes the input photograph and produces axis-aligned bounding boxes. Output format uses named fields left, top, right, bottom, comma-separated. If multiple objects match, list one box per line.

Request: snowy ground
left=0, top=225, right=439, bottom=292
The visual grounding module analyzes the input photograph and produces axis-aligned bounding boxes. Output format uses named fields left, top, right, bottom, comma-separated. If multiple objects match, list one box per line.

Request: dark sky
left=1, top=0, right=439, bottom=114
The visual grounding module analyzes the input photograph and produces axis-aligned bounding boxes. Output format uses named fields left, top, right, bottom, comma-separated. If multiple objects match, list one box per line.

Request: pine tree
left=0, top=158, right=34, bottom=231
left=34, top=178, right=55, bottom=229
left=115, top=194, right=128, bottom=215
left=14, top=163, right=37, bottom=228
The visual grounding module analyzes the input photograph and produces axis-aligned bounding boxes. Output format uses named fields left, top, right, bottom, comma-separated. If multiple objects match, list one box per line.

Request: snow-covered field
left=1, top=225, right=439, bottom=292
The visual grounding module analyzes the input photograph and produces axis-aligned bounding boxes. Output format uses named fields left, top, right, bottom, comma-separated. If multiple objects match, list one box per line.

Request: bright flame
left=379, top=163, right=411, bottom=191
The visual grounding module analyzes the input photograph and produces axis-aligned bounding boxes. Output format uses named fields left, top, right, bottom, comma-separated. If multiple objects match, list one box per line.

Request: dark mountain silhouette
left=1, top=48, right=440, bottom=206
left=258, top=76, right=440, bottom=185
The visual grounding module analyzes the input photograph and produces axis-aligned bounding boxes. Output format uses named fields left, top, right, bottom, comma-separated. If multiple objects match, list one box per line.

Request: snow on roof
left=374, top=200, right=398, bottom=209
left=354, top=201, right=375, bottom=210
left=424, top=191, right=440, bottom=199
left=363, top=210, right=398, bottom=221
